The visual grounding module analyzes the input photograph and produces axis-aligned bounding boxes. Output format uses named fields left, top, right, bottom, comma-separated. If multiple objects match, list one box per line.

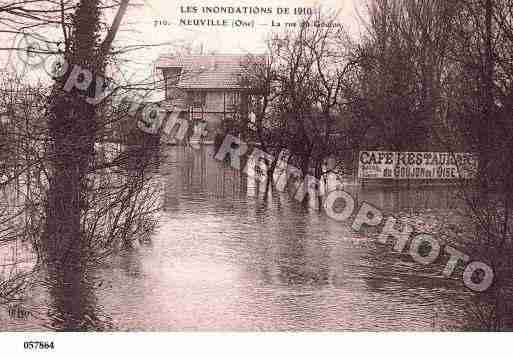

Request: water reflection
left=45, top=264, right=112, bottom=331
left=98, top=146, right=472, bottom=330
left=3, top=145, right=475, bottom=331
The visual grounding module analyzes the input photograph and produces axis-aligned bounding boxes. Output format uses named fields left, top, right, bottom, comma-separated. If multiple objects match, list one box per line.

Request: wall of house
left=161, top=87, right=249, bottom=140
left=167, top=88, right=242, bottom=112
left=204, top=90, right=242, bottom=112
left=205, top=91, right=225, bottom=112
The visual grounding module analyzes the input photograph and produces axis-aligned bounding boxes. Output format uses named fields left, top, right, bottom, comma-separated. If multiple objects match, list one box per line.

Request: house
left=155, top=54, right=261, bottom=142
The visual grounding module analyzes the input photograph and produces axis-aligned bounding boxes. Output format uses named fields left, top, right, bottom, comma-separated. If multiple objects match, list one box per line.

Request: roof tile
left=156, top=54, right=258, bottom=90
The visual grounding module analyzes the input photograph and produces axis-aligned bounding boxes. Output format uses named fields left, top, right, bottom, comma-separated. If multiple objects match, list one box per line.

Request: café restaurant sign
left=358, top=151, right=478, bottom=179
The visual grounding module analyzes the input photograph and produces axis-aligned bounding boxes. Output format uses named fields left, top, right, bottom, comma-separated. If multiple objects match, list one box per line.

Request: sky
left=117, top=0, right=364, bottom=97
left=130, top=0, right=362, bottom=54
left=0, top=0, right=365, bottom=99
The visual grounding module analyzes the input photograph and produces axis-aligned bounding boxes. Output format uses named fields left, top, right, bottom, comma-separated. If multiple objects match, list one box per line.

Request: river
left=2, top=145, right=475, bottom=331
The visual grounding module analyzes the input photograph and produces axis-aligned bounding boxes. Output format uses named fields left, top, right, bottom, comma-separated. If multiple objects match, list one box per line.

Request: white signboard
left=358, top=151, right=478, bottom=179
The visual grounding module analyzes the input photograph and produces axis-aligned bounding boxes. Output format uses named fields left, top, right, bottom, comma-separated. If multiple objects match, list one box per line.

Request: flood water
left=3, top=146, right=475, bottom=331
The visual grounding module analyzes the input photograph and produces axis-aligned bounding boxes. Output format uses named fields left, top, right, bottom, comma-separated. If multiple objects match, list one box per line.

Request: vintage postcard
left=0, top=0, right=511, bottom=357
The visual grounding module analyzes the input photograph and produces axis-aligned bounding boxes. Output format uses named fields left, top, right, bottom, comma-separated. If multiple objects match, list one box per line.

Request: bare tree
left=239, top=10, right=366, bottom=208
left=0, top=1, right=166, bottom=329
left=355, top=0, right=513, bottom=330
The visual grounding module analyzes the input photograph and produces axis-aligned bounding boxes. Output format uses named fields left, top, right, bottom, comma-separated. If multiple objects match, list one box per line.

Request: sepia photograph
left=0, top=0, right=512, bottom=357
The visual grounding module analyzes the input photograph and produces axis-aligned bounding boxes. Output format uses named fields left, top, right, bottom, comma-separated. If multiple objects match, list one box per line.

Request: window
left=227, top=92, right=240, bottom=107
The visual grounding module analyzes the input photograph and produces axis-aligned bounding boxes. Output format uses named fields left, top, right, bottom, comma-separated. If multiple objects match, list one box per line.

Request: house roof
left=156, top=54, right=261, bottom=90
